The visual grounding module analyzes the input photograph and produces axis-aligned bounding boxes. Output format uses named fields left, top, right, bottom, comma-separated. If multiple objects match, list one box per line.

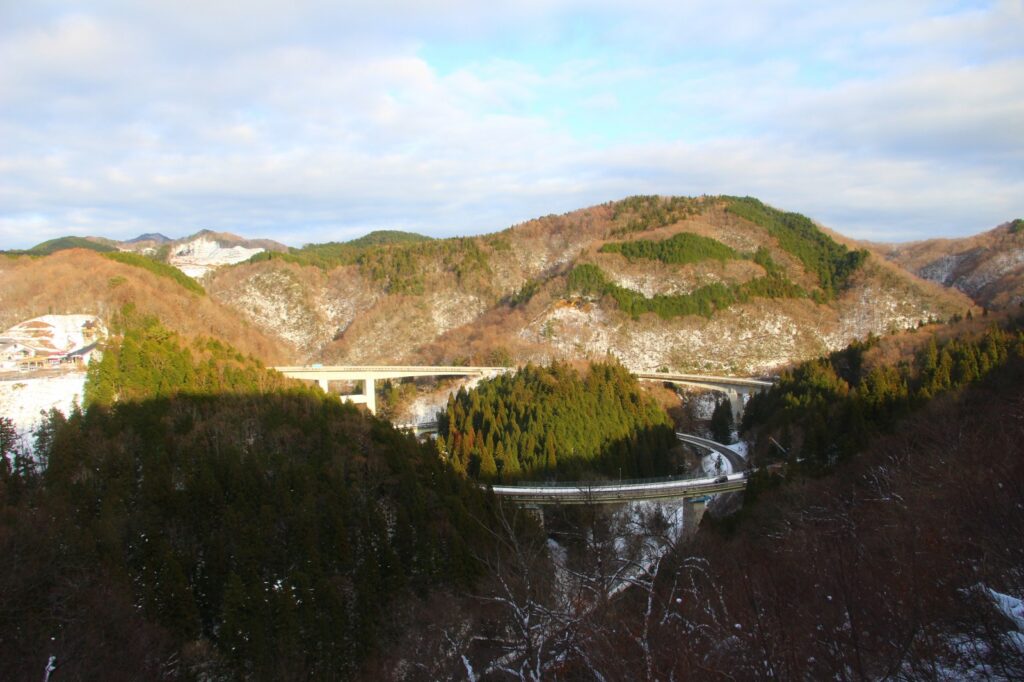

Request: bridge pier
left=726, top=388, right=744, bottom=423
left=275, top=365, right=513, bottom=418
left=521, top=504, right=545, bottom=529
left=314, top=377, right=377, bottom=414
left=683, top=497, right=707, bottom=537
left=362, top=378, right=376, bottom=415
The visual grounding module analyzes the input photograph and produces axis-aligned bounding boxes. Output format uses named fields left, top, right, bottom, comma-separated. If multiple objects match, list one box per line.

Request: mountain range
left=2, top=195, right=1018, bottom=375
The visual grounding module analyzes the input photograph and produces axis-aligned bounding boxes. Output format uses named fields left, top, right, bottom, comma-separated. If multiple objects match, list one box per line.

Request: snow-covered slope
left=169, top=236, right=266, bottom=278
left=0, top=373, right=86, bottom=448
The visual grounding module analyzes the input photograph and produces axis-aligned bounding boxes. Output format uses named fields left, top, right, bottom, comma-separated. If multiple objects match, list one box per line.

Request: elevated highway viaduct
left=635, top=372, right=773, bottom=422
left=275, top=365, right=772, bottom=419
left=488, top=472, right=747, bottom=505
left=273, top=363, right=763, bottom=526
left=489, top=432, right=750, bottom=531
left=273, top=365, right=511, bottom=414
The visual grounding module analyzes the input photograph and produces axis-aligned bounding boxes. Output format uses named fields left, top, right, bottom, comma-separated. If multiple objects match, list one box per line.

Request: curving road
left=674, top=432, right=747, bottom=473
left=488, top=472, right=747, bottom=505
left=488, top=432, right=748, bottom=505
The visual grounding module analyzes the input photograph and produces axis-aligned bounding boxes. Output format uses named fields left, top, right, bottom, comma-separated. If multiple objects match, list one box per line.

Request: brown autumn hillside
left=0, top=249, right=288, bottom=362
left=206, top=196, right=973, bottom=373
left=877, top=220, right=1024, bottom=309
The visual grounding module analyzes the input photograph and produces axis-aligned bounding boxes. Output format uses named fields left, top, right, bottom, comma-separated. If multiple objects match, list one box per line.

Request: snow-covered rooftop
left=0, top=314, right=107, bottom=356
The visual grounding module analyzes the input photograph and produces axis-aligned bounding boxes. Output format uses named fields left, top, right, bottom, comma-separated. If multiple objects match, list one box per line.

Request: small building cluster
left=0, top=315, right=107, bottom=372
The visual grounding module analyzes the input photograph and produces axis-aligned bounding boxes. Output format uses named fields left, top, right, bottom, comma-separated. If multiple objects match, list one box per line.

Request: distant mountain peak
left=125, top=233, right=172, bottom=244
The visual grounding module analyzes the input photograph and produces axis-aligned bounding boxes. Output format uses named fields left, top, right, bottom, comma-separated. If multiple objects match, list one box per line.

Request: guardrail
left=489, top=472, right=748, bottom=505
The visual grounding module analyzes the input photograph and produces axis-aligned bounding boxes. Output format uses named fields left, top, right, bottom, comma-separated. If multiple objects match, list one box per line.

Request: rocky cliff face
left=880, top=221, right=1024, bottom=309
left=207, top=197, right=972, bottom=373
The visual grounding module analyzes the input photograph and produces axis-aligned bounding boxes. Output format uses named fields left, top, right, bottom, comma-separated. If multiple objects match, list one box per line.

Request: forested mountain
left=205, top=195, right=969, bottom=373
left=742, top=313, right=1024, bottom=473
left=4, top=235, right=117, bottom=256
left=437, top=361, right=676, bottom=481
left=0, top=309, right=495, bottom=679
left=2, top=195, right=973, bottom=374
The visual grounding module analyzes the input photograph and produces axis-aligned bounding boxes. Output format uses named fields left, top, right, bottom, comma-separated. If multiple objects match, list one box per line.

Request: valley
left=5, top=3, right=1022, bottom=678
left=2, top=195, right=1023, bottom=680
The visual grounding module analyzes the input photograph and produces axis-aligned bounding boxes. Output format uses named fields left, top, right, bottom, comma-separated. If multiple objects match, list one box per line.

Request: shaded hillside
left=742, top=314, right=1023, bottom=469
left=207, top=196, right=971, bottom=373
left=0, top=314, right=495, bottom=680
left=881, top=219, right=1024, bottom=308
left=381, top=317, right=1024, bottom=679
left=0, top=249, right=288, bottom=363
left=580, top=341, right=1024, bottom=680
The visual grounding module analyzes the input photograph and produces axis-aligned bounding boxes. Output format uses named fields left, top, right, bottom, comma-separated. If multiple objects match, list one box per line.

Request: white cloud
left=0, top=2, right=1021, bottom=249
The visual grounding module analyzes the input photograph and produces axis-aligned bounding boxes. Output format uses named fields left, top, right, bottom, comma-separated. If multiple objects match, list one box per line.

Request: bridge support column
left=727, top=389, right=744, bottom=423
left=317, top=378, right=330, bottom=393
left=683, top=497, right=707, bottom=538
left=363, top=377, right=376, bottom=415
left=521, top=504, right=545, bottom=529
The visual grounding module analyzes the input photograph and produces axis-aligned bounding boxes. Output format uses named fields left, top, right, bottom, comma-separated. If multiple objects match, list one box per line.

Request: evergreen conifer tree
left=710, top=397, right=735, bottom=443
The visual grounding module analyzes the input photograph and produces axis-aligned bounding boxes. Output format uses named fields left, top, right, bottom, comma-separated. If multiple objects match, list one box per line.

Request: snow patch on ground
left=929, top=586, right=1024, bottom=680
left=701, top=452, right=734, bottom=476
left=607, top=500, right=687, bottom=598
left=0, top=372, right=86, bottom=446
left=227, top=269, right=330, bottom=352
left=429, top=291, right=488, bottom=336
left=398, top=375, right=503, bottom=425
left=920, top=254, right=968, bottom=285
left=1, top=314, right=104, bottom=353
left=989, top=588, right=1024, bottom=631
left=690, top=391, right=719, bottom=420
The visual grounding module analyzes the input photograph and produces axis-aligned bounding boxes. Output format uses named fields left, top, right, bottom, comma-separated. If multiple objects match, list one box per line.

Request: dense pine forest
left=436, top=361, right=677, bottom=481
left=0, top=308, right=495, bottom=680
left=599, top=231, right=739, bottom=264
left=724, top=196, right=870, bottom=299
left=742, top=316, right=1024, bottom=473
left=567, top=260, right=807, bottom=319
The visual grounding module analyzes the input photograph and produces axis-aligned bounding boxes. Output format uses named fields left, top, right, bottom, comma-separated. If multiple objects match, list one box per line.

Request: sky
left=1, top=0, right=1022, bottom=249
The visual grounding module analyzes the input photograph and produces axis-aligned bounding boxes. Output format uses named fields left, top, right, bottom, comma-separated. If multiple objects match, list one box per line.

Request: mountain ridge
left=877, top=219, right=1024, bottom=309
left=1, top=195, right=982, bottom=373
left=204, top=195, right=973, bottom=373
